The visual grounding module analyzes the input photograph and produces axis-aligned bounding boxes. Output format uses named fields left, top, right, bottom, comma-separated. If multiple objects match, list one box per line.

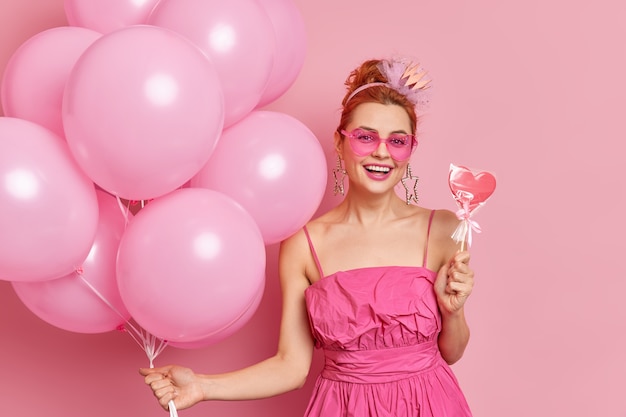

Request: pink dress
left=302, top=211, right=472, bottom=417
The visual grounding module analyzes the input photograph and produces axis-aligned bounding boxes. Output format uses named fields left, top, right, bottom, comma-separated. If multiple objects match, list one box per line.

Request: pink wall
left=1, top=0, right=625, bottom=416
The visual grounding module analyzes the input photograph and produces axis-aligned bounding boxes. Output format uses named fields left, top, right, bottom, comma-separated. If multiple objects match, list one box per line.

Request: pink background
left=1, top=0, right=625, bottom=416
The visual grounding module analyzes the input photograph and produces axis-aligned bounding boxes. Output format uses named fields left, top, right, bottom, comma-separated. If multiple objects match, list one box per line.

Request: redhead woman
left=140, top=56, right=475, bottom=417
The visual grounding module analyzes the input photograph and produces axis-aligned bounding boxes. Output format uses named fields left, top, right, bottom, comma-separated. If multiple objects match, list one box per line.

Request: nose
left=371, top=140, right=391, bottom=158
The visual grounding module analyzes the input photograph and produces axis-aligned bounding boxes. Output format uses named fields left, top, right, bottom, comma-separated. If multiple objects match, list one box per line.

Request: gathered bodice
left=305, top=266, right=440, bottom=352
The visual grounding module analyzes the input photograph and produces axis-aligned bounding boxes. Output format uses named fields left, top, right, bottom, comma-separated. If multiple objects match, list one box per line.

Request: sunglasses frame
left=340, top=128, right=417, bottom=161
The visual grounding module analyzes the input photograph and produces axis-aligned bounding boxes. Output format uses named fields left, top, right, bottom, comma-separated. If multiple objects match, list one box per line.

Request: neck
left=337, top=190, right=408, bottom=226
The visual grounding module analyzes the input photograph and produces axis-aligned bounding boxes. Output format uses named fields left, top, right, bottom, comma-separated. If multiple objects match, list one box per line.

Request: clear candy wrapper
left=448, top=163, right=496, bottom=250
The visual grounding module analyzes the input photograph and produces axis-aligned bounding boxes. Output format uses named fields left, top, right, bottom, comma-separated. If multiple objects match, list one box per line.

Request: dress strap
left=423, top=210, right=436, bottom=268
left=303, top=226, right=324, bottom=278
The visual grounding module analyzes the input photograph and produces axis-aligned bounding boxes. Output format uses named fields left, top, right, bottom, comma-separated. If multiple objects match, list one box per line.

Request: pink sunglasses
left=341, top=128, right=417, bottom=161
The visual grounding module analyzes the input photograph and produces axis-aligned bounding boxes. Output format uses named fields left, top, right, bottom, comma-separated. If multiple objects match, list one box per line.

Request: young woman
left=140, top=56, right=474, bottom=417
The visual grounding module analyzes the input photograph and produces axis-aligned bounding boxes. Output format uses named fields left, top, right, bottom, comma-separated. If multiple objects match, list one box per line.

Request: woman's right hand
left=139, top=365, right=205, bottom=411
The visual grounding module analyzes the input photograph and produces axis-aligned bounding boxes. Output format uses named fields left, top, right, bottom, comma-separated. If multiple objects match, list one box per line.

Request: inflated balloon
left=0, top=26, right=101, bottom=138
left=0, top=117, right=98, bottom=282
left=63, top=25, right=224, bottom=200
left=64, top=0, right=161, bottom=34
left=148, top=0, right=275, bottom=127
left=191, top=111, right=327, bottom=245
left=255, top=0, right=307, bottom=107
left=167, top=282, right=264, bottom=349
left=448, top=163, right=496, bottom=249
left=12, top=190, right=131, bottom=333
left=116, top=188, right=266, bottom=343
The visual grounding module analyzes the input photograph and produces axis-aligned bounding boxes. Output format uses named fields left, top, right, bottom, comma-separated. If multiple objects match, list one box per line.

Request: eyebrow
left=358, top=126, right=411, bottom=135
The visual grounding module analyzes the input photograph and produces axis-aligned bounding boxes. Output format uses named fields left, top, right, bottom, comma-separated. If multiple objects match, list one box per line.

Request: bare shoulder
left=291, top=207, right=340, bottom=239
left=279, top=228, right=310, bottom=269
left=431, top=209, right=461, bottom=235
left=426, top=208, right=461, bottom=268
left=279, top=225, right=320, bottom=284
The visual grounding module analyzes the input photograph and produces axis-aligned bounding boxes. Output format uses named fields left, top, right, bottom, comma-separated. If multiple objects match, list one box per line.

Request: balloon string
left=147, top=364, right=178, bottom=417
left=76, top=269, right=128, bottom=323
left=77, top=270, right=170, bottom=361
left=76, top=268, right=174, bottom=416
left=115, top=196, right=131, bottom=227
left=169, top=401, right=178, bottom=417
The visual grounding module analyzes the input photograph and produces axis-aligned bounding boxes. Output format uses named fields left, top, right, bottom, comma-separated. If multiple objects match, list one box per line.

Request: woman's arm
left=431, top=210, right=475, bottom=364
left=435, top=253, right=472, bottom=364
left=140, top=231, right=315, bottom=411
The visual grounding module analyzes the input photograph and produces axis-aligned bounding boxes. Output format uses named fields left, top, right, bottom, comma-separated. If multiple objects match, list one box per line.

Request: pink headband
left=346, top=58, right=432, bottom=111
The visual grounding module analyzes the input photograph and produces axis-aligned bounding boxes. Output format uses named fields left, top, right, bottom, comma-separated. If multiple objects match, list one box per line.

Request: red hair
left=338, top=59, right=418, bottom=135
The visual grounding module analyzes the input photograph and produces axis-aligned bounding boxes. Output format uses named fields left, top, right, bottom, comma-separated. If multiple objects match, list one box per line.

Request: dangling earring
left=401, top=163, right=419, bottom=205
left=332, top=155, right=347, bottom=196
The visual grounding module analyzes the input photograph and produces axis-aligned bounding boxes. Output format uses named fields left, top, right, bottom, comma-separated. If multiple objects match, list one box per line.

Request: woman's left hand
left=434, top=251, right=474, bottom=316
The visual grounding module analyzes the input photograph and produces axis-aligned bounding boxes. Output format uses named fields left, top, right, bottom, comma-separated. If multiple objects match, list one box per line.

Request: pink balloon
left=0, top=27, right=101, bottom=138
left=256, top=0, right=307, bottom=107
left=191, top=111, right=327, bottom=245
left=12, top=190, right=131, bottom=334
left=148, top=0, right=275, bottom=127
left=64, top=0, right=161, bottom=34
left=62, top=25, right=224, bottom=201
left=0, top=117, right=98, bottom=282
left=116, top=188, right=266, bottom=343
left=167, top=281, right=264, bottom=349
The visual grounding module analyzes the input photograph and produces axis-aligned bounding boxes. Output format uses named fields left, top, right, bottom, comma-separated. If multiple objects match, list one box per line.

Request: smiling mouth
left=364, top=165, right=391, bottom=174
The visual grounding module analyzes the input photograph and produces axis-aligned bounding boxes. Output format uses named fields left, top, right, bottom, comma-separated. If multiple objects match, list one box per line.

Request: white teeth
left=365, top=165, right=390, bottom=173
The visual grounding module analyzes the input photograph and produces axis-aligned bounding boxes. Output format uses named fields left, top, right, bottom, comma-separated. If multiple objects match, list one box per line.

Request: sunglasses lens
left=387, top=136, right=412, bottom=160
left=345, top=129, right=415, bottom=161
left=349, top=130, right=378, bottom=155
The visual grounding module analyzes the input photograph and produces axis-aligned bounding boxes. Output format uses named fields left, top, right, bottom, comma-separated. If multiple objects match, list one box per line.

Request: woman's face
left=336, top=102, right=414, bottom=197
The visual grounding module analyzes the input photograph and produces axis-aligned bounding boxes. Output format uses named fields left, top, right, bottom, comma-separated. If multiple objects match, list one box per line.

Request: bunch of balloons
left=0, top=0, right=326, bottom=349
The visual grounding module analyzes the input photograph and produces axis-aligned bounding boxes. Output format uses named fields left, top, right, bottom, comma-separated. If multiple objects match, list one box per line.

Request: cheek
left=342, top=153, right=360, bottom=171
left=340, top=153, right=365, bottom=177
left=395, top=162, right=409, bottom=176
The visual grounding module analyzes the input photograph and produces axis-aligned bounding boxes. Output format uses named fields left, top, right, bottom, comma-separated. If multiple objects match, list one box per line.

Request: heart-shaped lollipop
left=448, top=164, right=496, bottom=212
left=448, top=163, right=496, bottom=250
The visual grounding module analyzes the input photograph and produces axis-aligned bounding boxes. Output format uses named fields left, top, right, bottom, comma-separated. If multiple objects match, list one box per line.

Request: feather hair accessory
left=346, top=57, right=432, bottom=111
